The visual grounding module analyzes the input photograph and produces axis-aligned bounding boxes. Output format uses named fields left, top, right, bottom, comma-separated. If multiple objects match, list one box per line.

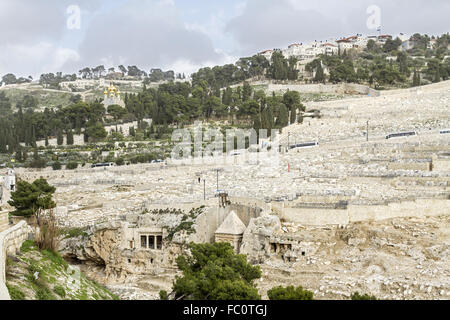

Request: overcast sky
left=0, top=0, right=448, bottom=78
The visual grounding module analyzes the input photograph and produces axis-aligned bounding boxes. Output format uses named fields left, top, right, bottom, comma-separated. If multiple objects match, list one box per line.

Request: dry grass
left=35, top=209, right=59, bottom=252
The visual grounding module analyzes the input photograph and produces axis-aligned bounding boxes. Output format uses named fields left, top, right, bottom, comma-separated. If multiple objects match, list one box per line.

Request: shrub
left=115, top=158, right=125, bottom=166
left=351, top=292, right=377, bottom=300
left=66, top=162, right=78, bottom=170
left=159, top=290, right=168, bottom=300
left=52, top=161, right=62, bottom=170
left=53, top=285, right=66, bottom=298
left=27, top=159, right=47, bottom=168
left=267, top=285, right=314, bottom=300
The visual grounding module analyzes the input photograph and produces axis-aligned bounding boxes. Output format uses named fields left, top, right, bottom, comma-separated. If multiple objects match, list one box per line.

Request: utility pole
left=287, top=132, right=290, bottom=151
left=366, top=120, right=369, bottom=142
left=216, top=169, right=219, bottom=191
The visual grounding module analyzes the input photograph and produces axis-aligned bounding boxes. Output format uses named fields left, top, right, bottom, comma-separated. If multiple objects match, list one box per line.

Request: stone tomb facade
left=139, top=233, right=163, bottom=250
left=214, top=211, right=247, bottom=253
left=122, top=225, right=164, bottom=251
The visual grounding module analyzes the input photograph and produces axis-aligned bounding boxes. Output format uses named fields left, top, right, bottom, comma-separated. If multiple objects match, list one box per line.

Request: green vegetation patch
left=166, top=206, right=205, bottom=241
left=53, top=285, right=66, bottom=298
left=59, top=227, right=89, bottom=239
left=21, top=240, right=38, bottom=253
left=6, top=283, right=26, bottom=300
left=351, top=292, right=377, bottom=300
left=7, top=239, right=119, bottom=300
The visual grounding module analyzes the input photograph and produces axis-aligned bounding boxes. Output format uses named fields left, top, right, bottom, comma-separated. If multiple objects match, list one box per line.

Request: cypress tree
left=275, top=104, right=289, bottom=128
left=290, top=105, right=297, bottom=124
left=57, top=129, right=64, bottom=146
left=314, top=64, right=325, bottom=83
left=67, top=128, right=74, bottom=145
left=433, top=66, right=440, bottom=83
left=298, top=112, right=304, bottom=124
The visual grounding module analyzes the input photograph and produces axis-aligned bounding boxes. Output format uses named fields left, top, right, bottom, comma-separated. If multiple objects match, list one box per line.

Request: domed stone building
left=103, top=83, right=125, bottom=108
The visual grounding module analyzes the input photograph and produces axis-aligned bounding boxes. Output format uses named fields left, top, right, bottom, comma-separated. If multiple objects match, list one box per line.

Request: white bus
left=289, top=141, right=319, bottom=150
left=385, top=131, right=417, bottom=139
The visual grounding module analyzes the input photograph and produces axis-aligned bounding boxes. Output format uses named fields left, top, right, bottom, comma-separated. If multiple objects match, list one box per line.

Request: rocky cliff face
left=240, top=215, right=281, bottom=263
left=58, top=212, right=197, bottom=284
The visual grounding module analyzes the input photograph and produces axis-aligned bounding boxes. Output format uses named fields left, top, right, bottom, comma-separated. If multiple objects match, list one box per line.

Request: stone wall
left=252, top=82, right=380, bottom=97
left=387, top=162, right=431, bottom=171
left=433, top=157, right=450, bottom=172
left=0, top=221, right=33, bottom=300
left=276, top=198, right=450, bottom=226
left=0, top=211, right=8, bottom=233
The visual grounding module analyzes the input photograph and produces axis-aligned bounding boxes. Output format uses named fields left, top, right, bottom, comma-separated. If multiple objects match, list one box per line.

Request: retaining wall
left=0, top=221, right=33, bottom=300
left=0, top=211, right=8, bottom=233
left=276, top=198, right=450, bottom=226
left=255, top=82, right=380, bottom=97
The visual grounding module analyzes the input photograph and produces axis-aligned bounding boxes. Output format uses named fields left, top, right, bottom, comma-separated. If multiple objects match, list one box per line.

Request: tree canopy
left=8, top=178, right=56, bottom=219
left=171, top=242, right=262, bottom=300
left=267, top=285, right=314, bottom=300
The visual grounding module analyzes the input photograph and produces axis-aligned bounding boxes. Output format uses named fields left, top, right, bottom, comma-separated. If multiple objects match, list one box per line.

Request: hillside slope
left=5, top=240, right=119, bottom=300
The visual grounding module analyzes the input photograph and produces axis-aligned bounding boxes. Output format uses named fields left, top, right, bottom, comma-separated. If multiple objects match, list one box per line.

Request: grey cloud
left=0, top=0, right=102, bottom=45
left=73, top=0, right=222, bottom=71
left=225, top=0, right=346, bottom=54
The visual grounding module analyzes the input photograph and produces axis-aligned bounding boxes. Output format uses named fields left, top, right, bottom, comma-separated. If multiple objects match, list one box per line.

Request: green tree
left=314, top=63, right=325, bottom=83
left=434, top=65, right=441, bottom=83
left=8, top=178, right=56, bottom=221
left=56, top=129, right=64, bottom=146
left=242, top=81, right=253, bottom=102
left=412, top=69, right=421, bottom=87
left=267, top=285, right=314, bottom=300
left=0, top=91, right=12, bottom=113
left=107, top=104, right=127, bottom=121
left=66, top=128, right=74, bottom=145
left=366, top=39, right=379, bottom=53
left=85, top=123, right=107, bottom=142
left=239, top=100, right=260, bottom=118
left=282, top=91, right=301, bottom=111
left=382, top=37, right=402, bottom=53
left=275, top=104, right=289, bottom=128
left=129, top=126, right=135, bottom=137
left=222, top=87, right=233, bottom=106
left=171, top=242, right=261, bottom=300
left=2, top=73, right=18, bottom=85
left=290, top=105, right=297, bottom=124
left=268, top=51, right=288, bottom=80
